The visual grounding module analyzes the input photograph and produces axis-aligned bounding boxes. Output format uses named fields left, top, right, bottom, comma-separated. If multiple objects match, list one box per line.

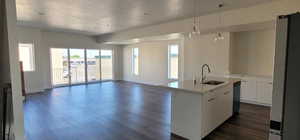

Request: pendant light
left=214, top=3, right=225, bottom=41
left=188, top=0, right=201, bottom=38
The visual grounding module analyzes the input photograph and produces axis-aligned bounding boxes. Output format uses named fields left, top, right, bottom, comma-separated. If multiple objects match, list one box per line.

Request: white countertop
left=159, top=77, right=241, bottom=94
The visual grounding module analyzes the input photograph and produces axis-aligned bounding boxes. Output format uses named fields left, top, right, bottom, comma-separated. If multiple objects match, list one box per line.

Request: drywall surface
left=5, top=0, right=25, bottom=139
left=183, top=33, right=231, bottom=80
left=17, top=26, right=122, bottom=93
left=123, top=40, right=182, bottom=85
left=96, top=0, right=299, bottom=43
left=123, top=33, right=231, bottom=84
left=231, top=29, right=275, bottom=76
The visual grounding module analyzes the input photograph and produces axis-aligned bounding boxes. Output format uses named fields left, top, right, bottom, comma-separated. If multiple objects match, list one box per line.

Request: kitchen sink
left=203, top=80, right=224, bottom=85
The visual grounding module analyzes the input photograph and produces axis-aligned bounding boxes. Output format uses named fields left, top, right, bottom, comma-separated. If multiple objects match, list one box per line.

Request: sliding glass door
left=50, top=48, right=69, bottom=86
left=87, top=49, right=101, bottom=82
left=51, top=48, right=114, bottom=86
left=101, top=50, right=113, bottom=80
left=69, top=49, right=86, bottom=84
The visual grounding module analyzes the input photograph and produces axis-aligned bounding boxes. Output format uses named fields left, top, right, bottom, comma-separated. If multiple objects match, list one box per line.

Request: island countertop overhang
left=159, top=77, right=241, bottom=94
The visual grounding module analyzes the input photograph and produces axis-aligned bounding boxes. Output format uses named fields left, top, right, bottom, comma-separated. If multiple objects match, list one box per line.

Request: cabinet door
left=248, top=80, right=257, bottom=101
left=202, top=92, right=217, bottom=137
left=221, top=89, right=233, bottom=121
left=257, top=81, right=273, bottom=105
left=215, top=86, right=233, bottom=126
left=241, top=80, right=257, bottom=101
left=240, top=81, right=248, bottom=99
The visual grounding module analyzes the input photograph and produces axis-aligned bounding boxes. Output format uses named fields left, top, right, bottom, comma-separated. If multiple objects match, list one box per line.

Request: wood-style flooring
left=24, top=81, right=270, bottom=140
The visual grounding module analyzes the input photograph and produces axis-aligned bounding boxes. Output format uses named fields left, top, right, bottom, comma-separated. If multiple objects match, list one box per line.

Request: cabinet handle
left=208, top=98, right=215, bottom=102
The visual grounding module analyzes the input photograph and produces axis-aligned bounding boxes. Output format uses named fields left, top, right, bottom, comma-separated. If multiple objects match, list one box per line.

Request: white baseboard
left=240, top=99, right=272, bottom=107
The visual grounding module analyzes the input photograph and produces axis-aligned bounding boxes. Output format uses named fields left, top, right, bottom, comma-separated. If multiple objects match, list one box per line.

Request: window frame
left=168, top=44, right=179, bottom=80
left=132, top=47, right=139, bottom=76
left=18, top=43, right=36, bottom=72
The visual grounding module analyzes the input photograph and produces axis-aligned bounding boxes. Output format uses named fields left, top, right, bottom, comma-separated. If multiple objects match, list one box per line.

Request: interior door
left=50, top=48, right=70, bottom=86
left=69, top=49, right=86, bottom=84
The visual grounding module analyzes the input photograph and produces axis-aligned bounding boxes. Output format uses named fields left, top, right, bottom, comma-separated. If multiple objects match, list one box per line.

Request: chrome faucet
left=201, top=64, right=211, bottom=83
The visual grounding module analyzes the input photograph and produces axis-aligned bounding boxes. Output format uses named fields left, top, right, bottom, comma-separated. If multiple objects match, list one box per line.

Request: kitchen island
left=160, top=77, right=240, bottom=140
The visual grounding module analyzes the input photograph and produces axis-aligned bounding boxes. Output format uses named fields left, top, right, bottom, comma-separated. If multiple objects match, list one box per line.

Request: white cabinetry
left=240, top=79, right=257, bottom=102
left=240, top=76, right=273, bottom=106
left=257, top=81, right=273, bottom=105
left=202, top=84, right=233, bottom=138
left=202, top=91, right=218, bottom=136
left=171, top=83, right=234, bottom=140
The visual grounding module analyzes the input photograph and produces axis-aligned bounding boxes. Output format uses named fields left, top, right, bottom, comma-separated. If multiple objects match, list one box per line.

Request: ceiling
left=16, top=0, right=274, bottom=36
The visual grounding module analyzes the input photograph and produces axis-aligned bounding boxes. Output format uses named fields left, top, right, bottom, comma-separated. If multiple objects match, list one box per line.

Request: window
left=50, top=48, right=114, bottom=86
left=86, top=49, right=101, bottom=82
left=19, top=43, right=35, bottom=71
left=168, top=44, right=179, bottom=79
left=132, top=48, right=139, bottom=75
left=101, top=50, right=113, bottom=80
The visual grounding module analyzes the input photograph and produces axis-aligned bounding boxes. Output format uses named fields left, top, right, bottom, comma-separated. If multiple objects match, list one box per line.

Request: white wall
left=17, top=26, right=122, bottom=93
left=231, top=29, right=276, bottom=76
left=5, top=0, right=25, bottom=139
left=183, top=33, right=231, bottom=80
left=123, top=40, right=182, bottom=85
left=96, top=0, right=300, bottom=43
left=122, top=33, right=231, bottom=84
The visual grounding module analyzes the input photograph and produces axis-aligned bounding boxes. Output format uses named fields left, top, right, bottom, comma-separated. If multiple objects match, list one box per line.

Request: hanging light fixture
left=188, top=0, right=201, bottom=38
left=214, top=3, right=225, bottom=41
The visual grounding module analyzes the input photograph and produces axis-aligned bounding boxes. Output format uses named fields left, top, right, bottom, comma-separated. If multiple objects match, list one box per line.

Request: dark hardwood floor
left=24, top=81, right=270, bottom=140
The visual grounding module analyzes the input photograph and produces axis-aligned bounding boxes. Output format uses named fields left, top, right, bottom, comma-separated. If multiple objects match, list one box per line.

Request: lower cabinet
left=171, top=83, right=234, bottom=140
left=202, top=84, right=233, bottom=138
left=257, top=81, right=273, bottom=104
left=240, top=77, right=273, bottom=106
left=202, top=91, right=217, bottom=136
left=241, top=80, right=257, bottom=101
